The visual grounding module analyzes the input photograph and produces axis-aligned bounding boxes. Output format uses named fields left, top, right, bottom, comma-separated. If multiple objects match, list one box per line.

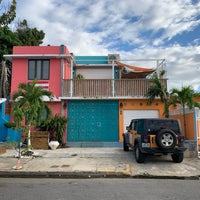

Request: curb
left=0, top=171, right=199, bottom=180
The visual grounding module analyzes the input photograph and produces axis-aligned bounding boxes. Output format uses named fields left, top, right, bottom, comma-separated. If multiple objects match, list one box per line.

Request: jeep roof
left=128, top=118, right=182, bottom=135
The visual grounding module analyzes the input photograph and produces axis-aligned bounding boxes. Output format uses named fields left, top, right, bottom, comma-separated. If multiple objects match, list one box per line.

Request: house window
left=28, top=59, right=50, bottom=80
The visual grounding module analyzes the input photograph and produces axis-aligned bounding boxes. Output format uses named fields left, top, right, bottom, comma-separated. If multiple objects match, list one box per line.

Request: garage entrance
left=123, top=110, right=159, bottom=132
left=67, top=100, right=119, bottom=142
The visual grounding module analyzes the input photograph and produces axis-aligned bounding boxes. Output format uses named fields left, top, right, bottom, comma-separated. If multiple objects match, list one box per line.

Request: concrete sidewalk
left=0, top=148, right=200, bottom=179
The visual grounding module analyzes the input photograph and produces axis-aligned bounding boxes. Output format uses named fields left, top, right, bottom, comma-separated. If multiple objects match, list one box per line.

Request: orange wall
left=170, top=113, right=194, bottom=140
left=118, top=99, right=164, bottom=142
left=195, top=96, right=200, bottom=102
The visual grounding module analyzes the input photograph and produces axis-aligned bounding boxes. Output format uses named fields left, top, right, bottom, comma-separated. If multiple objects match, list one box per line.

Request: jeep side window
left=133, top=121, right=137, bottom=130
left=126, top=121, right=133, bottom=131
left=137, top=120, right=144, bottom=134
left=129, top=122, right=133, bottom=130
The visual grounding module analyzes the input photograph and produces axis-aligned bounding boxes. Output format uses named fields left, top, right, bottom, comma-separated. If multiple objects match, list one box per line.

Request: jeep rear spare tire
left=156, top=129, right=176, bottom=150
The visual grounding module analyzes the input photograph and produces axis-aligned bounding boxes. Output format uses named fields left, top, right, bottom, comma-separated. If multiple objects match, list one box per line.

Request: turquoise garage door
left=67, top=100, right=119, bottom=142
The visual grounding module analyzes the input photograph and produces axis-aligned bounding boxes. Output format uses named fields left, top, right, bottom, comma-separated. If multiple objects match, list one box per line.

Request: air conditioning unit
left=108, top=54, right=120, bottom=64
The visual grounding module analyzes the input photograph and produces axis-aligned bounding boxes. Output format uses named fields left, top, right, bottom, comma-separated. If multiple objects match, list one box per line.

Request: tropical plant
left=4, top=122, right=16, bottom=128
left=39, top=114, right=68, bottom=145
left=12, top=80, right=53, bottom=150
left=146, top=70, right=170, bottom=118
left=75, top=73, right=84, bottom=80
left=170, top=85, right=200, bottom=138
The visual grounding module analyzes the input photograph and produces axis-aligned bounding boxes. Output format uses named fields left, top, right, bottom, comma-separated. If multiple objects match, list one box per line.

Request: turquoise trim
left=67, top=142, right=122, bottom=147
left=75, top=56, right=108, bottom=64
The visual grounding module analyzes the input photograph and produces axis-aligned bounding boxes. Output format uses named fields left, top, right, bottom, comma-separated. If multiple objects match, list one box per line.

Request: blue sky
left=7, top=0, right=200, bottom=90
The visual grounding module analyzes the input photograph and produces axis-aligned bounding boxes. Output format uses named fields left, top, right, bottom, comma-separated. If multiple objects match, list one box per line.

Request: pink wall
left=13, top=45, right=69, bottom=54
left=10, top=46, right=70, bottom=142
left=11, top=45, right=71, bottom=98
left=11, top=58, right=28, bottom=94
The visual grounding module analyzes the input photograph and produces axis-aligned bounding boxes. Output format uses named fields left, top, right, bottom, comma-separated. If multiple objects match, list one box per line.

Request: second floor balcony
left=62, top=79, right=167, bottom=99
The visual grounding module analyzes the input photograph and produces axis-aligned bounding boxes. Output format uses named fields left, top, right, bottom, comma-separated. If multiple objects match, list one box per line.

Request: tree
left=170, top=85, right=200, bottom=138
left=0, top=0, right=20, bottom=98
left=146, top=70, right=170, bottom=118
left=0, top=26, right=21, bottom=97
left=0, top=0, right=16, bottom=26
left=0, top=0, right=19, bottom=60
left=12, top=80, right=53, bottom=150
left=0, top=1, right=45, bottom=98
left=15, top=19, right=45, bottom=46
left=0, top=61, right=8, bottom=97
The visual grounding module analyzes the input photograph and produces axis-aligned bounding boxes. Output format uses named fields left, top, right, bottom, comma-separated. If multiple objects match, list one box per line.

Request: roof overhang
left=74, top=64, right=117, bottom=69
left=3, top=54, right=73, bottom=61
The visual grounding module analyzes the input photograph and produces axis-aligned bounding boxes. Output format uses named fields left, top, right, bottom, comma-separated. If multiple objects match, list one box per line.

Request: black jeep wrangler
left=123, top=118, right=187, bottom=163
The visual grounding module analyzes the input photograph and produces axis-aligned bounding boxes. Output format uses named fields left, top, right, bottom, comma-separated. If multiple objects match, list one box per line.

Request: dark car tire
left=135, top=144, right=145, bottom=163
left=156, top=129, right=177, bottom=150
left=123, top=135, right=129, bottom=151
left=171, top=153, right=184, bottom=163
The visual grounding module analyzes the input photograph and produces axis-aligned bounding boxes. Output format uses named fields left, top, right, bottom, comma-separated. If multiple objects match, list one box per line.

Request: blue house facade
left=0, top=98, right=8, bottom=141
left=0, top=98, right=22, bottom=143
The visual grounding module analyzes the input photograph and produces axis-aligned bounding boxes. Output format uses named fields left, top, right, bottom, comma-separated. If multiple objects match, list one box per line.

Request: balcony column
left=112, top=60, right=115, bottom=97
left=70, top=59, right=73, bottom=97
left=61, top=58, right=64, bottom=96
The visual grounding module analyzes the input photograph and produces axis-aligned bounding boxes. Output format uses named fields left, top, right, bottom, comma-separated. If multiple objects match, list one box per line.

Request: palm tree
left=12, top=80, right=53, bottom=149
left=146, top=70, right=170, bottom=118
left=170, top=85, right=200, bottom=138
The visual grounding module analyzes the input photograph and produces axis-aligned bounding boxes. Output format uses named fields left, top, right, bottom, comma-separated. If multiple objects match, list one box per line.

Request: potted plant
left=39, top=114, right=68, bottom=150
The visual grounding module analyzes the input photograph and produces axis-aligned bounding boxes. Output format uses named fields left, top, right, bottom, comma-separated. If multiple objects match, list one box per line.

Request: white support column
left=112, top=60, right=115, bottom=97
left=61, top=58, right=64, bottom=96
left=70, top=59, right=73, bottom=97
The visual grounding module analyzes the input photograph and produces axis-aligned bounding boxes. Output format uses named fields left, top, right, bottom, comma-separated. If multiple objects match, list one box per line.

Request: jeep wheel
left=171, top=153, right=184, bottom=163
left=135, top=144, right=145, bottom=163
left=156, top=129, right=176, bottom=150
left=123, top=135, right=129, bottom=151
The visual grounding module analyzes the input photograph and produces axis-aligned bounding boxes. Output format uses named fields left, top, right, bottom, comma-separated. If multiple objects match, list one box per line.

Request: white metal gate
left=123, top=110, right=159, bottom=132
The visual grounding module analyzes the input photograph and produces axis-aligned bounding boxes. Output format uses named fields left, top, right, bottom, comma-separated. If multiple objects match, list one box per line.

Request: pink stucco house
left=9, top=45, right=72, bottom=116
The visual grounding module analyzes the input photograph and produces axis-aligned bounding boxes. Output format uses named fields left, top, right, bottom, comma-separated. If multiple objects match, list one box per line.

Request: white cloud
left=15, top=0, right=200, bottom=90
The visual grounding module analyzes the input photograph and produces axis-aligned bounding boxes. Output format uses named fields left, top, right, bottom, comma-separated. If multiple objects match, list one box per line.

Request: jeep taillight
left=178, top=135, right=184, bottom=143
left=143, top=135, right=150, bottom=143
